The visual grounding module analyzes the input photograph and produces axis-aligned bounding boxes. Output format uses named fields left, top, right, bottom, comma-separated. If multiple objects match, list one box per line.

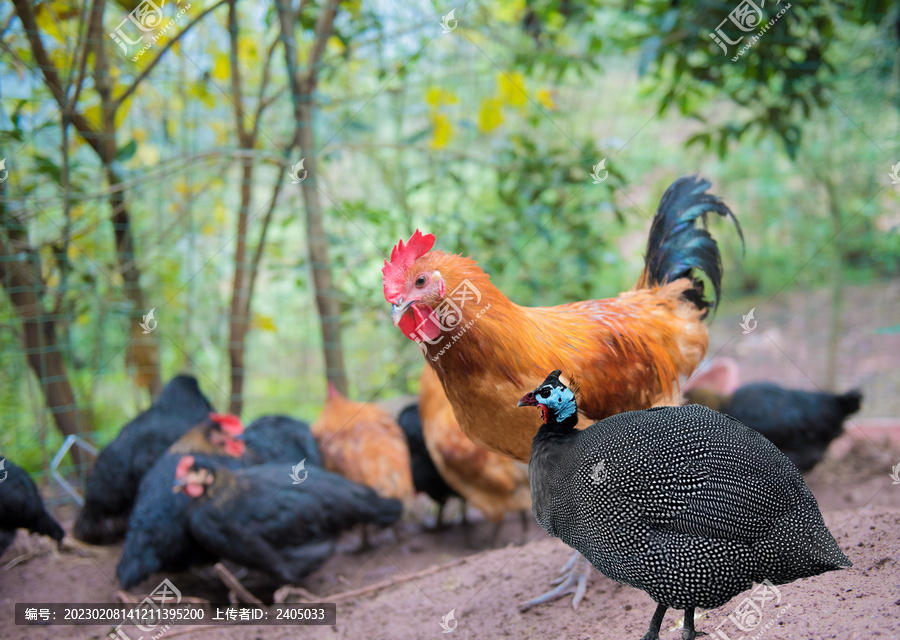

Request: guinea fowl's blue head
left=517, top=370, right=579, bottom=430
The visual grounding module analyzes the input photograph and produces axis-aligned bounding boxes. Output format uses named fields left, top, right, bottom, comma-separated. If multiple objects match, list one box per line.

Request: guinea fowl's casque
left=518, top=370, right=851, bottom=640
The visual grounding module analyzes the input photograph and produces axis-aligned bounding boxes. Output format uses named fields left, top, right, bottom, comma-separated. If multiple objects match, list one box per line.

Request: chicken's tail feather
left=637, top=175, right=742, bottom=313
left=837, top=389, right=863, bottom=417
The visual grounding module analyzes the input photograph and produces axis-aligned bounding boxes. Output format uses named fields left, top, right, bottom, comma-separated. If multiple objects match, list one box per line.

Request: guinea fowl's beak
left=391, top=298, right=415, bottom=327
left=517, top=391, right=538, bottom=407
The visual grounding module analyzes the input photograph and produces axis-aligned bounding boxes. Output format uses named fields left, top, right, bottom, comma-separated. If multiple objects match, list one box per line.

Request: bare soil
left=3, top=282, right=899, bottom=640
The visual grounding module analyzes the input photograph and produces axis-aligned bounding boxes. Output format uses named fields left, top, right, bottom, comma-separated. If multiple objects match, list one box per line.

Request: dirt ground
left=3, top=282, right=899, bottom=640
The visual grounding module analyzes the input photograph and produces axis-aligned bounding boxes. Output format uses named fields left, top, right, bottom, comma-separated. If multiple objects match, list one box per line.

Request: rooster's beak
left=517, top=391, right=538, bottom=407
left=172, top=478, right=186, bottom=493
left=391, top=298, right=415, bottom=327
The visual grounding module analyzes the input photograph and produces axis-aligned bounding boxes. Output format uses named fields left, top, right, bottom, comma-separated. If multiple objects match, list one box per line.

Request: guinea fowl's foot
left=639, top=603, right=667, bottom=640
left=681, top=608, right=706, bottom=640
left=518, top=550, right=591, bottom=611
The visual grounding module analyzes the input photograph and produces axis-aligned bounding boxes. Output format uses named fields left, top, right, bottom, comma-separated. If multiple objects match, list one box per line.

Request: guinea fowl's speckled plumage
left=522, top=371, right=850, bottom=638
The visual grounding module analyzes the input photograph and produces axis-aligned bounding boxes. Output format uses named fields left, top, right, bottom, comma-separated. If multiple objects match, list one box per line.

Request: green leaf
left=116, top=139, right=137, bottom=162
left=34, top=154, right=62, bottom=185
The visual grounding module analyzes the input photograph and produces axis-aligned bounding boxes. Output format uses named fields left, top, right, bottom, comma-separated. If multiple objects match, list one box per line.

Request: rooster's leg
left=518, top=511, right=531, bottom=545
left=518, top=550, right=591, bottom=611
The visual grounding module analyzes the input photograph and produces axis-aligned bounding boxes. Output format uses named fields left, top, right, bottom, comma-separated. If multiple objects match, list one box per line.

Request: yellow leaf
left=251, top=313, right=277, bottom=332
left=478, top=98, right=503, bottom=132
left=497, top=72, right=527, bottom=107
left=136, top=142, right=159, bottom=165
left=430, top=113, right=452, bottom=149
left=213, top=201, right=227, bottom=224
left=212, top=56, right=230, bottom=82
left=238, top=36, right=259, bottom=67
left=425, top=87, right=458, bottom=108
left=133, top=128, right=149, bottom=143
left=535, top=88, right=555, bottom=111
left=327, top=35, right=345, bottom=55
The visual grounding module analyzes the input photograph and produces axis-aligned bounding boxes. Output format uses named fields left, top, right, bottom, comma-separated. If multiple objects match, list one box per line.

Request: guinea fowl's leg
left=518, top=550, right=591, bottom=611
left=681, top=608, right=706, bottom=640
left=640, top=604, right=668, bottom=640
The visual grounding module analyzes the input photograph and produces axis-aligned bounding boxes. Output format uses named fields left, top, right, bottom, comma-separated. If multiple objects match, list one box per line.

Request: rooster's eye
left=539, top=388, right=551, bottom=399
left=415, top=275, right=427, bottom=287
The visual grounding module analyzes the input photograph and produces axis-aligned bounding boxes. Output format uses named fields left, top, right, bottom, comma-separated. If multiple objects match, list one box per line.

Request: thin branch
left=11, top=0, right=104, bottom=159
left=246, top=144, right=295, bottom=310
left=227, top=0, right=249, bottom=144
left=257, top=84, right=288, bottom=114
left=253, top=36, right=281, bottom=124
left=306, top=0, right=341, bottom=89
left=113, top=0, right=228, bottom=109
left=67, top=0, right=99, bottom=110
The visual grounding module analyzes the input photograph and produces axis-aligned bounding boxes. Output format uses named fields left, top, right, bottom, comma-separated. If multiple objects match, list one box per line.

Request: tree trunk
left=104, top=166, right=163, bottom=397
left=228, top=157, right=254, bottom=414
left=278, top=0, right=348, bottom=395
left=295, top=106, right=349, bottom=395
left=0, top=233, right=89, bottom=467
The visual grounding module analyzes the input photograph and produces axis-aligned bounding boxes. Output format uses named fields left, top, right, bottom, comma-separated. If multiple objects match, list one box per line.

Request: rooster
left=382, top=175, right=740, bottom=606
left=418, top=365, right=531, bottom=544
left=396, top=401, right=463, bottom=528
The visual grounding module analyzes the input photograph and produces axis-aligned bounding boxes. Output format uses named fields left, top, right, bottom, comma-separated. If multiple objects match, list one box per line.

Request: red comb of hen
left=382, top=230, right=436, bottom=303
left=326, top=381, right=341, bottom=399
left=175, top=455, right=195, bottom=479
left=209, top=412, right=243, bottom=436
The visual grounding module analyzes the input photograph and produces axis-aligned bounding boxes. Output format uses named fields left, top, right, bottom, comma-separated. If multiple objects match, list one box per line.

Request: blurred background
left=0, top=0, right=898, bottom=504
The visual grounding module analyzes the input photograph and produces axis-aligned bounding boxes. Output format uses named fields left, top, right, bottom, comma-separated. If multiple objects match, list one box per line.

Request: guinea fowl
left=684, top=384, right=862, bottom=473
left=74, top=375, right=214, bottom=544
left=397, top=402, right=462, bottom=527
left=518, top=370, right=851, bottom=640
left=174, top=455, right=403, bottom=585
left=0, top=457, right=65, bottom=556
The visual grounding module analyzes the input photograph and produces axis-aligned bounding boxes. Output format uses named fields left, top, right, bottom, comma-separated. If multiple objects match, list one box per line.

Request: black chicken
left=74, top=375, right=214, bottom=544
left=117, top=414, right=322, bottom=589
left=685, top=384, right=863, bottom=472
left=116, top=414, right=247, bottom=589
left=174, top=456, right=402, bottom=585
left=397, top=402, right=461, bottom=527
left=240, top=414, right=323, bottom=467
left=0, top=457, right=65, bottom=556
left=519, top=371, right=850, bottom=640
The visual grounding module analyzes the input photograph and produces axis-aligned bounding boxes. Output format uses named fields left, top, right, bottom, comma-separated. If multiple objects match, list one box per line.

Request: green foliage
left=0, top=0, right=896, bottom=472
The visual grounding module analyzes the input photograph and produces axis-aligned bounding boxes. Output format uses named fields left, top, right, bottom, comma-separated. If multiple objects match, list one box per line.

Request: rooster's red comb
left=382, top=230, right=436, bottom=303
left=326, top=381, right=341, bottom=399
left=175, top=455, right=196, bottom=479
left=209, top=412, right=243, bottom=436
